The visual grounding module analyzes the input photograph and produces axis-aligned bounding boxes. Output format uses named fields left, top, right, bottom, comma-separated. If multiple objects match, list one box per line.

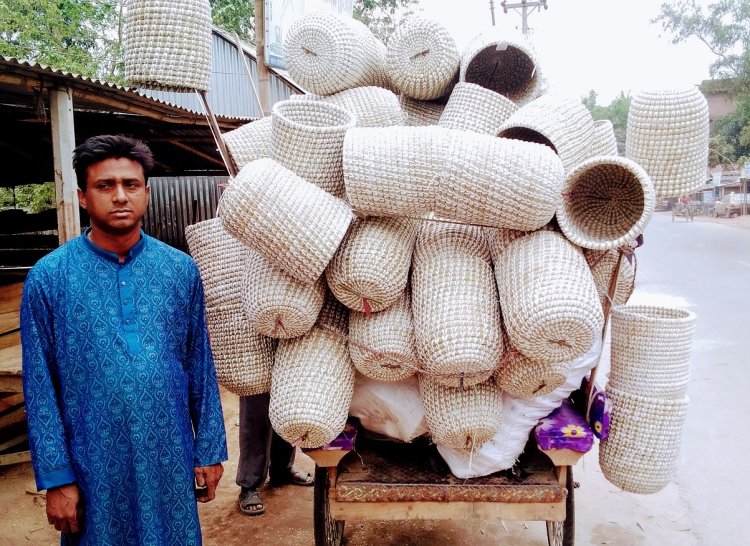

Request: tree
left=211, top=0, right=255, bottom=43
left=581, top=90, right=632, bottom=153
left=354, top=0, right=419, bottom=43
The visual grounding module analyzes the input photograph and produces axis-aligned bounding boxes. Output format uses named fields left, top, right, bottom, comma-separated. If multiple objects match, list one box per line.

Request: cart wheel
left=546, top=466, right=575, bottom=546
left=314, top=466, right=345, bottom=546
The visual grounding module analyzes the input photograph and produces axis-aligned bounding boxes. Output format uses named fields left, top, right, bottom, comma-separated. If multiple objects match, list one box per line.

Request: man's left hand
left=194, top=463, right=224, bottom=503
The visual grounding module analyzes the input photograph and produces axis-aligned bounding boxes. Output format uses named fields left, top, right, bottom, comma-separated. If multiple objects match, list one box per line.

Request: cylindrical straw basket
left=485, top=224, right=555, bottom=262
left=269, top=297, right=355, bottom=448
left=609, top=305, right=696, bottom=398
left=185, top=218, right=250, bottom=307
left=326, top=217, right=418, bottom=313
left=599, top=386, right=689, bottom=494
left=399, top=96, right=446, bottom=126
left=625, top=88, right=709, bottom=198
left=412, top=223, right=504, bottom=387
left=420, top=375, right=503, bottom=451
left=222, top=116, right=272, bottom=171
left=243, top=252, right=326, bottom=339
left=219, top=158, right=353, bottom=284
left=495, top=231, right=603, bottom=364
left=437, top=131, right=565, bottom=230
left=349, top=291, right=418, bottom=382
left=385, top=17, right=459, bottom=101
left=586, top=119, right=619, bottom=159
left=124, top=0, right=212, bottom=92
left=438, top=82, right=518, bottom=135
left=320, top=86, right=406, bottom=127
left=493, top=348, right=572, bottom=398
left=557, top=156, right=656, bottom=250
left=583, top=249, right=636, bottom=309
left=205, top=304, right=275, bottom=396
left=343, top=126, right=446, bottom=217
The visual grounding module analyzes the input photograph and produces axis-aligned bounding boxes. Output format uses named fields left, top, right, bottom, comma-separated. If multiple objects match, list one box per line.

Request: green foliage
left=711, top=95, right=750, bottom=165
left=581, top=90, right=632, bottom=153
left=211, top=0, right=255, bottom=42
left=0, top=183, right=55, bottom=213
left=354, top=0, right=419, bottom=43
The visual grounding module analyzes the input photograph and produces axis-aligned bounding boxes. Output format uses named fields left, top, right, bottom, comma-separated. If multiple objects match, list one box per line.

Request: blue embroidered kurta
left=21, top=230, right=228, bottom=545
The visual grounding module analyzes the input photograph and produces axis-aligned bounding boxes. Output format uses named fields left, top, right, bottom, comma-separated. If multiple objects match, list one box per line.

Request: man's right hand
left=46, top=483, right=83, bottom=534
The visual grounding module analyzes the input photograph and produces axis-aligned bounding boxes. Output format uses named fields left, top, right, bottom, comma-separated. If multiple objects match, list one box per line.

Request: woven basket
left=485, top=224, right=555, bottom=262
left=420, top=375, right=503, bottom=451
left=557, top=156, right=656, bottom=250
left=437, top=131, right=565, bottom=229
left=320, top=86, right=406, bottom=127
left=326, top=217, right=418, bottom=313
left=493, top=346, right=572, bottom=398
left=460, top=32, right=543, bottom=106
left=625, top=88, right=709, bottom=198
left=600, top=386, right=689, bottom=494
left=185, top=218, right=250, bottom=307
left=243, top=252, right=326, bottom=339
left=222, top=116, right=272, bottom=171
left=583, top=249, right=636, bottom=309
left=498, top=95, right=595, bottom=173
left=609, top=305, right=696, bottom=398
left=205, top=304, right=275, bottom=396
left=124, top=0, right=212, bottom=92
left=349, top=291, right=418, bottom=382
left=438, top=82, right=518, bottom=134
left=412, top=223, right=503, bottom=387
left=269, top=297, right=355, bottom=448
left=385, top=17, right=459, bottom=100
left=283, top=11, right=387, bottom=96
left=343, top=126, right=445, bottom=217
left=399, top=95, right=446, bottom=126
left=587, top=119, right=619, bottom=158
left=218, top=158, right=353, bottom=285
left=495, top=231, right=603, bottom=364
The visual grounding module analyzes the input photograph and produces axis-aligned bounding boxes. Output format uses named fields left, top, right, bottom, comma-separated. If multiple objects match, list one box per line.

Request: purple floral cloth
left=534, top=400, right=594, bottom=453
left=588, top=387, right=612, bottom=440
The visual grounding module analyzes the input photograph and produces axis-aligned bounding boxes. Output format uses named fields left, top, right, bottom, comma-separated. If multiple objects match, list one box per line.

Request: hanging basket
left=438, top=82, right=518, bottom=135
left=493, top=348, right=572, bottom=398
left=399, top=95, right=446, bottom=126
left=583, top=249, right=636, bottom=309
left=586, top=119, right=619, bottom=158
left=222, top=116, right=272, bottom=172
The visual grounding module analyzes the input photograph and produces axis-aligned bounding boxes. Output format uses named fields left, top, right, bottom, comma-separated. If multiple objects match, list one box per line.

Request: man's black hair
left=73, top=135, right=155, bottom=191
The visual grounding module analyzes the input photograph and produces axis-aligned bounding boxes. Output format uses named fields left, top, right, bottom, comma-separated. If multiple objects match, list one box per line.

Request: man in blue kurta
left=21, top=135, right=228, bottom=545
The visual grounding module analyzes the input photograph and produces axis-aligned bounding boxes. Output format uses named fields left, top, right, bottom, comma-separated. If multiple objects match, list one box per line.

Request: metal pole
left=522, top=2, right=528, bottom=35
left=490, top=0, right=496, bottom=25
left=196, top=90, right=239, bottom=178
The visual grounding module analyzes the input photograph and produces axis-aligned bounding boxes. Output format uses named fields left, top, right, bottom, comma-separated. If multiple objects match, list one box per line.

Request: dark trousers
left=235, top=392, right=295, bottom=491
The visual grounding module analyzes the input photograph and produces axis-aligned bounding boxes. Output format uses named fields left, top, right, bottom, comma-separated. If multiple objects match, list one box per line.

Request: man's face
left=78, top=157, right=150, bottom=235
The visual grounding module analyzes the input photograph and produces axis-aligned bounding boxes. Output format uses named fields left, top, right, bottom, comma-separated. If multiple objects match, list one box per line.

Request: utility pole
left=500, top=0, right=549, bottom=36
left=255, top=0, right=273, bottom=115
left=489, top=1, right=496, bottom=26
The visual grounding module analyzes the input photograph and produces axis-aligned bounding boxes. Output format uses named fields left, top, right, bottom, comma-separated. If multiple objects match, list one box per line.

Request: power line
left=499, top=0, right=549, bottom=36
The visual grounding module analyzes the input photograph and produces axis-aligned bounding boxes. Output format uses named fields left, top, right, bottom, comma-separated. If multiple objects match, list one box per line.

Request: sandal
left=269, top=468, right=314, bottom=487
left=238, top=489, right=265, bottom=516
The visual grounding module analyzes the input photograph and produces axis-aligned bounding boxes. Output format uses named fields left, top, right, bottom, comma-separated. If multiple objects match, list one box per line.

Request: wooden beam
left=0, top=433, right=27, bottom=453
left=0, top=449, right=31, bottom=466
left=0, top=405, right=25, bottom=430
left=50, top=87, right=80, bottom=244
left=0, top=377, right=22, bottom=393
left=170, top=141, right=225, bottom=168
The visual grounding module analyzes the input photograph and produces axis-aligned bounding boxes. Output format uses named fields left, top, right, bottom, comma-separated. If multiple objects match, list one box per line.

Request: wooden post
left=50, top=87, right=80, bottom=244
left=255, top=0, right=273, bottom=114
left=196, top=91, right=239, bottom=178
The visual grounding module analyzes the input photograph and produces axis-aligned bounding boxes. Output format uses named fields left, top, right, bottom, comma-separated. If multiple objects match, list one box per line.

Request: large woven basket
left=437, top=131, right=565, bottom=230
left=495, top=231, right=603, bottom=364
left=326, top=217, right=418, bottom=313
left=557, top=156, right=655, bottom=250
left=269, top=297, right=355, bottom=448
left=587, top=119, right=619, bottom=158
left=185, top=218, right=250, bottom=307
left=498, top=95, right=595, bottom=173
left=485, top=224, right=555, bottom=262
left=243, top=252, right=326, bottom=339
left=205, top=304, right=275, bottom=396
left=385, top=17, right=459, bottom=101
left=343, top=126, right=445, bottom=217
left=625, top=88, right=709, bottom=197
left=319, top=86, right=406, bottom=127
left=609, top=305, right=696, bottom=398
left=399, top=96, right=446, bottom=126
left=412, top=223, right=504, bottom=387
left=493, top=347, right=572, bottom=398
left=600, top=386, right=689, bottom=494
left=222, top=116, right=273, bottom=171
left=219, top=158, right=353, bottom=284
left=438, top=82, right=518, bottom=134
left=420, top=375, right=504, bottom=451
left=349, top=291, right=418, bottom=382
left=583, top=249, right=636, bottom=309
left=124, top=0, right=212, bottom=92
left=460, top=32, right=543, bottom=106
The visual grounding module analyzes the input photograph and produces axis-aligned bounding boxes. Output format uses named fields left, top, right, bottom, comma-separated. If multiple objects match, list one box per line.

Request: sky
left=415, top=0, right=718, bottom=105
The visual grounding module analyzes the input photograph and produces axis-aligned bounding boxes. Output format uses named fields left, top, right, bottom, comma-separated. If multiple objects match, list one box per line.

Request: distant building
left=699, top=78, right=739, bottom=128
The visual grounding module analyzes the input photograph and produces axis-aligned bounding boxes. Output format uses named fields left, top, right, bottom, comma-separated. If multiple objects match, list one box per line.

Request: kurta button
left=121, top=281, right=126, bottom=286
left=125, top=320, right=131, bottom=325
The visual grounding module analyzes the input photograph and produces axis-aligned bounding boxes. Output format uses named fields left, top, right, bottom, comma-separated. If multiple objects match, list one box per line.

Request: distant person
left=21, top=135, right=228, bottom=545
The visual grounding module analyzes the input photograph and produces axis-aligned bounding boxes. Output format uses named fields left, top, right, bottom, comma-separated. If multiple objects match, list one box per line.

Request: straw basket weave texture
left=625, top=88, right=709, bottom=198
left=412, top=223, right=504, bottom=387
left=493, top=347, right=571, bottom=398
left=485, top=224, right=555, bottom=262
left=498, top=95, right=595, bottom=173
left=343, top=126, right=445, bottom=217
left=218, top=158, right=353, bottom=284
left=326, top=217, right=418, bottom=313
left=557, top=155, right=655, bottom=250
left=283, top=11, right=387, bottom=96
left=583, top=249, right=636, bottom=309
left=460, top=32, right=543, bottom=106
left=185, top=218, right=250, bottom=307
left=495, top=231, right=603, bottom=364
left=205, top=305, right=275, bottom=396
left=271, top=100, right=356, bottom=199
left=124, top=0, right=212, bottom=92
left=243, top=252, right=326, bottom=339
left=438, top=82, right=518, bottom=134
left=222, top=116, right=272, bottom=171
left=599, top=386, right=689, bottom=494
left=269, top=297, right=355, bottom=448
left=420, top=376, right=503, bottom=451
left=437, top=131, right=565, bottom=230
left=399, top=96, right=446, bottom=126
left=320, top=86, right=406, bottom=127
left=586, top=119, right=619, bottom=158
left=385, top=17, right=459, bottom=100
left=349, top=291, right=418, bottom=382
left=608, top=305, right=696, bottom=398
